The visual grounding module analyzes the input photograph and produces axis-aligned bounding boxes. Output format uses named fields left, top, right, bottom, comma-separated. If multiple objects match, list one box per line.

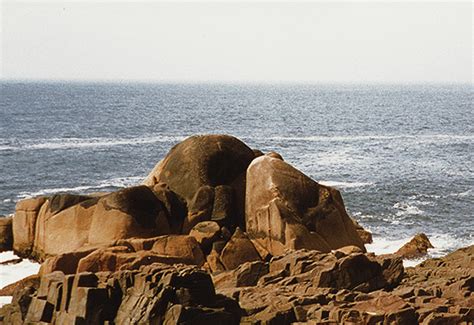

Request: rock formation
left=1, top=264, right=241, bottom=324
left=0, top=216, right=13, bottom=252
left=395, top=233, right=434, bottom=259
left=0, top=134, right=472, bottom=324
left=245, top=154, right=366, bottom=255
left=2, top=246, right=473, bottom=324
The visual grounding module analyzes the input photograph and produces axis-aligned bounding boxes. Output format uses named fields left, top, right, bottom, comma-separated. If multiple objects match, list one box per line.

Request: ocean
left=1, top=81, right=473, bottom=262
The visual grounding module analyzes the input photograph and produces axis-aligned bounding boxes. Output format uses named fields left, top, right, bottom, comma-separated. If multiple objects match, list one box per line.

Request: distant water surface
left=0, top=81, right=472, bottom=257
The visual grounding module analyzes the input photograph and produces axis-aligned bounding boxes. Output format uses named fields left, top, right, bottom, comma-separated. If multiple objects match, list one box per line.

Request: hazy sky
left=1, top=1, right=472, bottom=83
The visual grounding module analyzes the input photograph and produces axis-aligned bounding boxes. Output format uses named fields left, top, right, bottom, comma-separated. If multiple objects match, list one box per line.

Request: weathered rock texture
left=2, top=246, right=473, bottom=324
left=395, top=232, right=434, bottom=259
left=6, top=134, right=457, bottom=324
left=10, top=135, right=368, bottom=263
left=143, top=134, right=256, bottom=232
left=12, top=187, right=173, bottom=261
left=245, top=155, right=366, bottom=256
left=0, top=216, right=13, bottom=252
left=214, top=246, right=474, bottom=324
left=12, top=196, right=48, bottom=257
left=0, top=263, right=241, bottom=324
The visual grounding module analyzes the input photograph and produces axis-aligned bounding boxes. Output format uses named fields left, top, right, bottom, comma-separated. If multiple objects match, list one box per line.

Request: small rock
left=395, top=233, right=434, bottom=259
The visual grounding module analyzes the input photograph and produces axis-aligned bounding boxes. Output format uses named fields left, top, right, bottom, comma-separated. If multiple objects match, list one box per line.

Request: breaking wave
left=16, top=176, right=143, bottom=199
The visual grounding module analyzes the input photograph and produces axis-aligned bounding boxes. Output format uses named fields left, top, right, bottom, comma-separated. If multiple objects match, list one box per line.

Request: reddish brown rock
left=395, top=233, right=434, bottom=259
left=151, top=183, right=187, bottom=234
left=143, top=135, right=255, bottom=231
left=334, top=245, right=364, bottom=257
left=0, top=216, right=13, bottom=252
left=0, top=275, right=40, bottom=297
left=352, top=218, right=373, bottom=244
left=189, top=221, right=221, bottom=252
left=32, top=196, right=98, bottom=260
left=88, top=186, right=170, bottom=245
left=151, top=235, right=205, bottom=266
left=26, top=187, right=171, bottom=260
left=219, top=228, right=261, bottom=270
left=12, top=196, right=48, bottom=257
left=245, top=155, right=366, bottom=256
left=1, top=263, right=242, bottom=324
left=39, top=247, right=99, bottom=275
left=213, top=261, right=269, bottom=289
left=206, top=249, right=226, bottom=273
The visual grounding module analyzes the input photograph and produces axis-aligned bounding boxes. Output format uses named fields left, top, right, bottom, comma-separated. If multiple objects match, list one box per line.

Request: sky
left=1, top=1, right=472, bottom=83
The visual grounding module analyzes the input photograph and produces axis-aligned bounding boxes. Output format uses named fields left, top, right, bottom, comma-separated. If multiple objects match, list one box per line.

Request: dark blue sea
left=1, top=81, right=472, bottom=259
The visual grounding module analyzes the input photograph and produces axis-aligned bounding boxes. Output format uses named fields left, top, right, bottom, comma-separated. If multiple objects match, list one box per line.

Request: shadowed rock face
left=245, top=155, right=366, bottom=255
left=144, top=135, right=255, bottom=200
left=143, top=135, right=256, bottom=231
left=0, top=264, right=242, bottom=324
left=11, top=135, right=369, bottom=262
left=13, top=187, right=171, bottom=260
left=0, top=216, right=13, bottom=252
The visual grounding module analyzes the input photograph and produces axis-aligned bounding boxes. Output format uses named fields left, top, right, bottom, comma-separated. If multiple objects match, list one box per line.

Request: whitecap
left=16, top=176, right=144, bottom=199
left=1, top=135, right=187, bottom=151
left=393, top=202, right=424, bottom=216
left=448, top=189, right=472, bottom=198
left=366, top=232, right=474, bottom=268
left=259, top=134, right=474, bottom=143
left=318, top=180, right=374, bottom=188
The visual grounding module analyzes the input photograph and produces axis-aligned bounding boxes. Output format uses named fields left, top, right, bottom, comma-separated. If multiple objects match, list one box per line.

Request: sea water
left=0, top=82, right=472, bottom=295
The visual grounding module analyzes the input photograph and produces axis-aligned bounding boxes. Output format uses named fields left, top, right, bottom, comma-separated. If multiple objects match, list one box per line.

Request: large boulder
left=33, top=195, right=99, bottom=260
left=143, top=135, right=255, bottom=232
left=88, top=186, right=170, bottom=245
left=18, top=186, right=171, bottom=260
left=245, top=155, right=366, bottom=256
left=13, top=196, right=48, bottom=257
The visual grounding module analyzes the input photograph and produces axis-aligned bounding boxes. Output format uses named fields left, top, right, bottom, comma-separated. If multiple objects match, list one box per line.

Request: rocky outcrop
left=245, top=154, right=366, bottom=256
left=2, top=246, right=473, bottom=324
left=0, top=263, right=242, bottom=324
left=352, top=218, right=373, bottom=244
left=14, top=187, right=172, bottom=261
left=0, top=216, right=13, bottom=252
left=395, top=233, right=434, bottom=259
left=11, top=135, right=367, bottom=263
left=144, top=135, right=256, bottom=232
left=213, top=246, right=474, bottom=324
left=4, top=134, right=473, bottom=324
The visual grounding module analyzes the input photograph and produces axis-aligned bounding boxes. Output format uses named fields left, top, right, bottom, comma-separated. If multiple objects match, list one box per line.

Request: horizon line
left=1, top=78, right=472, bottom=86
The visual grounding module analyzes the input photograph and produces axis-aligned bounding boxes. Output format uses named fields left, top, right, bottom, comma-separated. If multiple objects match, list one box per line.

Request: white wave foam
left=427, top=233, right=474, bottom=258
left=365, top=232, right=474, bottom=268
left=319, top=180, right=373, bottom=189
left=0, top=145, right=14, bottom=151
left=448, top=189, right=473, bottom=198
left=3, top=133, right=472, bottom=152
left=0, top=251, right=40, bottom=306
left=393, top=202, right=424, bottom=216
left=365, top=236, right=426, bottom=267
left=318, top=152, right=355, bottom=165
left=16, top=176, right=144, bottom=199
left=264, top=134, right=474, bottom=143
left=2, top=135, right=186, bottom=151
